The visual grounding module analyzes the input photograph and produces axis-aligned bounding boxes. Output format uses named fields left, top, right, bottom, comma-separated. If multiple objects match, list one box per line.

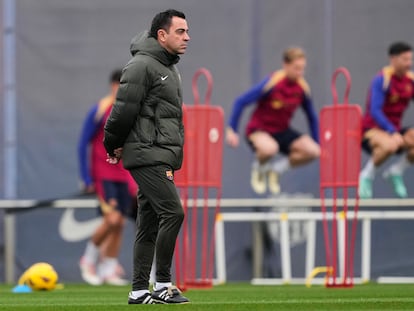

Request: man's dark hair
left=388, top=41, right=412, bottom=56
left=110, top=69, right=122, bottom=83
left=149, top=9, right=186, bottom=39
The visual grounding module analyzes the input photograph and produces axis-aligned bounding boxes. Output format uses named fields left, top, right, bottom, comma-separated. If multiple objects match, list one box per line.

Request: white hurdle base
left=251, top=277, right=364, bottom=286
left=377, top=277, right=414, bottom=284
left=251, top=277, right=414, bottom=285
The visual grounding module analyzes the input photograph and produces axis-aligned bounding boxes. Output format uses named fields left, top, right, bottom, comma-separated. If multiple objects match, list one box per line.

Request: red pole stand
left=174, top=68, right=224, bottom=289
left=319, top=67, right=362, bottom=288
left=174, top=105, right=189, bottom=291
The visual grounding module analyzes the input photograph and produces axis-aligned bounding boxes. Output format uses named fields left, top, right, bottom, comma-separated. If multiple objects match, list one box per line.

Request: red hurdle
left=319, top=67, right=362, bottom=287
left=175, top=68, right=224, bottom=289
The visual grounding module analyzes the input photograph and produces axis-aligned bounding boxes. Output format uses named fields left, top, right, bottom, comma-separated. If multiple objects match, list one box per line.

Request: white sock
left=360, top=159, right=376, bottom=179
left=130, top=290, right=150, bottom=299
left=387, top=156, right=410, bottom=176
left=83, top=241, right=100, bottom=265
left=155, top=282, right=172, bottom=291
left=98, top=257, right=117, bottom=278
left=272, top=157, right=291, bottom=175
left=252, top=159, right=271, bottom=173
left=149, top=258, right=156, bottom=285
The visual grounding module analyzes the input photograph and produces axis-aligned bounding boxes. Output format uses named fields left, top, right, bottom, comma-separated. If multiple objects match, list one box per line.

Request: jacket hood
left=130, top=31, right=180, bottom=66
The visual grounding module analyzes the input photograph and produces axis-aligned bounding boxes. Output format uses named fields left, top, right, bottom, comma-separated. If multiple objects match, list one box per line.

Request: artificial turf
left=1, top=283, right=414, bottom=310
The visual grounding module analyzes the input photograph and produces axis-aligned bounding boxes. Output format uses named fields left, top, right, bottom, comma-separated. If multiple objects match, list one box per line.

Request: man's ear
left=157, top=29, right=167, bottom=42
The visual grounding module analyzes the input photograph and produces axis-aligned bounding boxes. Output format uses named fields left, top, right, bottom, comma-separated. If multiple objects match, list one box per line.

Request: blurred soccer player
left=104, top=10, right=190, bottom=304
left=78, top=69, right=133, bottom=285
left=226, top=47, right=319, bottom=194
left=359, top=42, right=414, bottom=198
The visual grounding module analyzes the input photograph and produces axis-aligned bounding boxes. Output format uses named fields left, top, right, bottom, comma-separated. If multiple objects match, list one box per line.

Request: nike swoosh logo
left=58, top=208, right=102, bottom=242
left=161, top=75, right=168, bottom=81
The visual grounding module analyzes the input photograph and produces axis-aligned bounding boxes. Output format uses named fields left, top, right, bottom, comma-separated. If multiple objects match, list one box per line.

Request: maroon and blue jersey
left=78, top=96, right=132, bottom=187
left=228, top=70, right=318, bottom=142
left=362, top=66, right=414, bottom=133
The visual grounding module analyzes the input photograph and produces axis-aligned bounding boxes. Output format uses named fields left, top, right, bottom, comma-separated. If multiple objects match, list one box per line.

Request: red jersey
left=79, top=96, right=131, bottom=186
left=91, top=97, right=130, bottom=181
left=246, top=70, right=312, bottom=136
left=362, top=66, right=414, bottom=133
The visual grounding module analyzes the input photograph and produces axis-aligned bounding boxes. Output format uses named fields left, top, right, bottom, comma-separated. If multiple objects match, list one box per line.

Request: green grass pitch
left=1, top=283, right=414, bottom=310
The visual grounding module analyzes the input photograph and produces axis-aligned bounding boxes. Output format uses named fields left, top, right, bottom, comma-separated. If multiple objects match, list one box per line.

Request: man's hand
left=107, top=147, right=123, bottom=165
left=84, top=184, right=95, bottom=193
left=80, top=182, right=95, bottom=194
left=226, top=127, right=240, bottom=148
left=114, top=147, right=123, bottom=158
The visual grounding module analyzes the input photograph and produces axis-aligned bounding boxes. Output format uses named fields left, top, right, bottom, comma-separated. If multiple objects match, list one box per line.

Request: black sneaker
left=151, top=286, right=190, bottom=304
left=128, top=292, right=155, bottom=304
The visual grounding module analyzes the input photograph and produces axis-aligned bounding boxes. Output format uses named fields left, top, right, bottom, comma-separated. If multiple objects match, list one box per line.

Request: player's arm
left=369, top=75, right=396, bottom=133
left=301, top=95, right=319, bottom=143
left=228, top=76, right=271, bottom=133
left=78, top=104, right=101, bottom=188
left=104, top=61, right=148, bottom=157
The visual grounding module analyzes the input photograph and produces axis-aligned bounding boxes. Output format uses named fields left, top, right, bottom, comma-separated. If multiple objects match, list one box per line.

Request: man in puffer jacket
left=103, top=9, right=190, bottom=305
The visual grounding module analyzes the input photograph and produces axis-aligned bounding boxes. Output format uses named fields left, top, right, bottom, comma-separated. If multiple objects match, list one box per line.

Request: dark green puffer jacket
left=104, top=32, right=184, bottom=170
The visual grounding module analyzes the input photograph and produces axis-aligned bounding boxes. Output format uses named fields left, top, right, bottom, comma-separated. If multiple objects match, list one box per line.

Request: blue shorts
left=247, top=127, right=302, bottom=155
left=95, top=180, right=131, bottom=216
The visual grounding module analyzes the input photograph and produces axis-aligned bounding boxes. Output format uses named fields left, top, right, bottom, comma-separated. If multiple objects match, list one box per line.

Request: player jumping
left=359, top=41, right=414, bottom=198
left=226, top=47, right=319, bottom=194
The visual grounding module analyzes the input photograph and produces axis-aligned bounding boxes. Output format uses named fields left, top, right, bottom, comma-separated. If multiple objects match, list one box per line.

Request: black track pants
left=129, top=165, right=184, bottom=290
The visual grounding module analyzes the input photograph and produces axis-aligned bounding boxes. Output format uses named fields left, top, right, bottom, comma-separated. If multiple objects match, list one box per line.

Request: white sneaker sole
left=79, top=262, right=103, bottom=286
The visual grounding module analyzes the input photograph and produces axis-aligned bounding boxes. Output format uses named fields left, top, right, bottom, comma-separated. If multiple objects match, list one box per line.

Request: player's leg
left=268, top=130, right=319, bottom=194
left=80, top=231, right=104, bottom=285
left=129, top=165, right=188, bottom=304
left=248, top=131, right=279, bottom=194
left=404, top=128, right=414, bottom=161
left=112, top=185, right=136, bottom=266
left=91, top=181, right=124, bottom=248
left=79, top=180, right=114, bottom=285
left=91, top=200, right=119, bottom=246
left=126, top=178, right=156, bottom=285
left=98, top=210, right=126, bottom=284
left=288, top=134, right=320, bottom=166
left=98, top=183, right=129, bottom=285
left=80, top=180, right=128, bottom=285
left=99, top=235, right=126, bottom=278
left=369, top=130, right=401, bottom=166
left=128, top=190, right=157, bottom=304
left=382, top=128, right=414, bottom=197
left=359, top=129, right=398, bottom=198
